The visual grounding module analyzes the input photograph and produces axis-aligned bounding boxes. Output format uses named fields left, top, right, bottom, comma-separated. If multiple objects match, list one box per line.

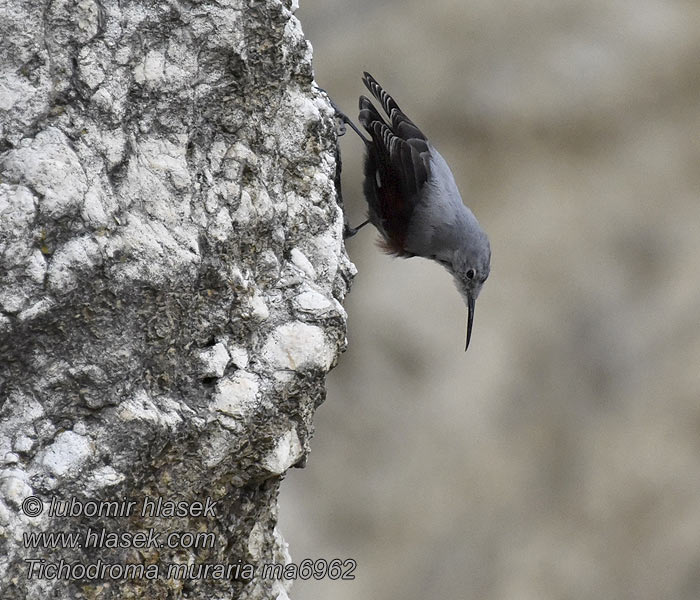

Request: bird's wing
left=359, top=72, right=431, bottom=195
left=358, top=73, right=432, bottom=255
left=362, top=72, right=427, bottom=142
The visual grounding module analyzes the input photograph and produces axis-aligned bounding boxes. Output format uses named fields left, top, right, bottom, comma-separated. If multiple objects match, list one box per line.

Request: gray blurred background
left=279, top=1, right=700, bottom=598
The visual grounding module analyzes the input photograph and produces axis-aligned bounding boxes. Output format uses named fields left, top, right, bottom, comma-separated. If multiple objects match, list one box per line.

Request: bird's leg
left=321, top=90, right=371, bottom=145
left=335, top=110, right=370, bottom=144
left=344, top=219, right=370, bottom=239
left=315, top=87, right=371, bottom=238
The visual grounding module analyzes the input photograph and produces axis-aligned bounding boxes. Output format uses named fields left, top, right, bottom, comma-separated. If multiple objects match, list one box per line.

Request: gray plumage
left=346, top=72, right=491, bottom=350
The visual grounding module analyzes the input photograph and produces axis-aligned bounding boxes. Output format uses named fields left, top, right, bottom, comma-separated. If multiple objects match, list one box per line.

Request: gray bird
left=339, top=72, right=491, bottom=351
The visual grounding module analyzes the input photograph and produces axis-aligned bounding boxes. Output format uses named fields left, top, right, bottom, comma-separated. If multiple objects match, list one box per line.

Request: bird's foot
left=317, top=87, right=369, bottom=143
left=344, top=219, right=369, bottom=239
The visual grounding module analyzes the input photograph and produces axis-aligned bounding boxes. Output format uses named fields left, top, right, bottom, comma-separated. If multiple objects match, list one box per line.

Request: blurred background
left=279, top=1, right=700, bottom=599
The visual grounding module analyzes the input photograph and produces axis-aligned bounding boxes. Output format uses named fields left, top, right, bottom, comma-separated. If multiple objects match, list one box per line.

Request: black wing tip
left=362, top=72, right=382, bottom=96
left=360, top=71, right=426, bottom=141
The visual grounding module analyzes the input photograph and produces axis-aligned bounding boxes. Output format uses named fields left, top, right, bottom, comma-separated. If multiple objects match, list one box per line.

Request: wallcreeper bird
left=337, top=72, right=491, bottom=351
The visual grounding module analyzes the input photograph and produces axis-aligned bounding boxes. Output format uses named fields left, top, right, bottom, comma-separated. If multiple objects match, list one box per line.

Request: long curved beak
left=465, top=294, right=475, bottom=352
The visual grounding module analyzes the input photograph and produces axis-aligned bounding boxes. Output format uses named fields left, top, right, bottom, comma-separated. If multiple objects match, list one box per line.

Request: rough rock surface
left=0, top=0, right=353, bottom=598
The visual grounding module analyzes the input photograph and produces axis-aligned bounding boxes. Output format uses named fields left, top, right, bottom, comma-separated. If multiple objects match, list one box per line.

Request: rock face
left=0, top=0, right=353, bottom=598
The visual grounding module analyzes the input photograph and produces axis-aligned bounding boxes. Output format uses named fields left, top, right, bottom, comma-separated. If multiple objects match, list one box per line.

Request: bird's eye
left=466, top=269, right=476, bottom=280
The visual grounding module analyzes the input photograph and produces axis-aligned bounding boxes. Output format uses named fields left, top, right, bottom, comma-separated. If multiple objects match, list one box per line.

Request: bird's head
left=441, top=233, right=491, bottom=351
